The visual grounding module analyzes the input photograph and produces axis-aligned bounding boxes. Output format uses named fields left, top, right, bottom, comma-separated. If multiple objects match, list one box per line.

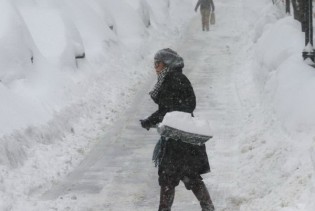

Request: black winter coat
left=146, top=69, right=210, bottom=175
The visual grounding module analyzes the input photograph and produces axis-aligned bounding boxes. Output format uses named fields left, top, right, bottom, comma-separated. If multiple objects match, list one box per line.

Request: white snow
left=1, top=0, right=315, bottom=210
left=159, top=111, right=212, bottom=136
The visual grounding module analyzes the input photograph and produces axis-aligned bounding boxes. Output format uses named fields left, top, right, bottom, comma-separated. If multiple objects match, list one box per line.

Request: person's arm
left=140, top=104, right=169, bottom=130
left=195, top=0, right=201, bottom=12
left=140, top=79, right=176, bottom=130
left=140, top=73, right=196, bottom=130
left=210, top=0, right=215, bottom=11
left=147, top=108, right=168, bottom=125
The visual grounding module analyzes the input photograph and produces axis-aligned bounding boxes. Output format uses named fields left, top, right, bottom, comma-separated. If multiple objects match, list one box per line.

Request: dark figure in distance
left=195, top=0, right=215, bottom=31
left=140, top=48, right=215, bottom=211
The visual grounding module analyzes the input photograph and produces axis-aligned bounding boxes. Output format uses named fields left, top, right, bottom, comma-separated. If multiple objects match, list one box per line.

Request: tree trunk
left=286, top=0, right=290, bottom=14
left=292, top=0, right=299, bottom=20
left=292, top=0, right=307, bottom=31
left=304, top=0, right=313, bottom=46
left=300, top=0, right=308, bottom=32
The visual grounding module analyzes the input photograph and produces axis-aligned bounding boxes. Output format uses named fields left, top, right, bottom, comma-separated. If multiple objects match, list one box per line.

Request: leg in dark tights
left=191, top=181, right=214, bottom=211
left=158, top=186, right=175, bottom=211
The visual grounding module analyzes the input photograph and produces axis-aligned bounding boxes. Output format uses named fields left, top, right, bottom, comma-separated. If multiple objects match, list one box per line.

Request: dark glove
left=140, top=119, right=151, bottom=131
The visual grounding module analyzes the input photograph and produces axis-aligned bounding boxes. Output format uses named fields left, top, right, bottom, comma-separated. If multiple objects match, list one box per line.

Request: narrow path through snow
left=42, top=1, right=248, bottom=210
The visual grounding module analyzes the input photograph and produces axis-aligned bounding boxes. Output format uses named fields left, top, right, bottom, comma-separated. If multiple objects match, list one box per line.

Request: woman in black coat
left=140, top=48, right=215, bottom=211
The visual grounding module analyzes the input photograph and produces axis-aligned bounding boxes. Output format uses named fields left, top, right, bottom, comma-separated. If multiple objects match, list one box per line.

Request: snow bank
left=59, top=0, right=117, bottom=63
left=253, top=10, right=315, bottom=134
left=20, top=6, right=84, bottom=67
left=0, top=0, right=37, bottom=84
left=0, top=0, right=196, bottom=210
left=0, top=0, right=192, bottom=164
left=234, top=1, right=315, bottom=211
left=255, top=17, right=303, bottom=71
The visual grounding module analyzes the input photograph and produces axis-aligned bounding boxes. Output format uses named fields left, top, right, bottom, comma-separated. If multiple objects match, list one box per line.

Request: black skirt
left=153, top=137, right=210, bottom=175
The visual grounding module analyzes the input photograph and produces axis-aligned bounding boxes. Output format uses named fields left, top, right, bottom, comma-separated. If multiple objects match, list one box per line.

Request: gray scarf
left=149, top=67, right=169, bottom=102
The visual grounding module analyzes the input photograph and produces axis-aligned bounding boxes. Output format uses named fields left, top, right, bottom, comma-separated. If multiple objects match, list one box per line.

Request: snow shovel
left=157, top=125, right=213, bottom=146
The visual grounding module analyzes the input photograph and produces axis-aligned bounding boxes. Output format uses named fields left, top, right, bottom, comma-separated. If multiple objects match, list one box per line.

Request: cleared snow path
left=42, top=1, right=248, bottom=210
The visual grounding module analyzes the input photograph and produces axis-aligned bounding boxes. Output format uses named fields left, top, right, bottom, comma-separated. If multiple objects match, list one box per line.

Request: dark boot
left=191, top=182, right=215, bottom=211
left=158, top=186, right=175, bottom=211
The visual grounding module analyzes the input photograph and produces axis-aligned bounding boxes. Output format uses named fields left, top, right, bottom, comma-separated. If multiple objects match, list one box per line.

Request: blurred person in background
left=195, top=0, right=215, bottom=31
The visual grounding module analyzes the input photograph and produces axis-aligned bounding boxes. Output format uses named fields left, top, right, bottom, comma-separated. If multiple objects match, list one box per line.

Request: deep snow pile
left=1, top=0, right=315, bottom=210
left=0, top=0, right=195, bottom=210
left=233, top=0, right=315, bottom=211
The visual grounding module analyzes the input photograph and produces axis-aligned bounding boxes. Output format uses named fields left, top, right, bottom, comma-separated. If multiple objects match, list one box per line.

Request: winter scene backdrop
left=1, top=0, right=315, bottom=210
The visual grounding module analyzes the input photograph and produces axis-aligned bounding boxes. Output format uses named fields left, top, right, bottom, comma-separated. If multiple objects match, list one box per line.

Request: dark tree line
left=285, top=0, right=311, bottom=32
left=274, top=0, right=306, bottom=30
left=291, top=0, right=307, bottom=31
left=282, top=0, right=314, bottom=62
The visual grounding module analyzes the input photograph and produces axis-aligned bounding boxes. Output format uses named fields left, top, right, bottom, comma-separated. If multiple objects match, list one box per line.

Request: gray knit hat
left=154, top=48, right=184, bottom=69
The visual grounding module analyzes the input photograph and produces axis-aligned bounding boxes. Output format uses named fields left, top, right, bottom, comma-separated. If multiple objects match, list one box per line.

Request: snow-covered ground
left=1, top=0, right=315, bottom=210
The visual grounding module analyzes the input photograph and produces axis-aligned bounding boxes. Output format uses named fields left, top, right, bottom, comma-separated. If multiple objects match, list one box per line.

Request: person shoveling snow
left=140, top=48, right=214, bottom=211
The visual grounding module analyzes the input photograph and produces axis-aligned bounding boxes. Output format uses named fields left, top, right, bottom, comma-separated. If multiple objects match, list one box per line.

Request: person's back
left=200, top=0, right=211, bottom=9
left=196, top=0, right=215, bottom=11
